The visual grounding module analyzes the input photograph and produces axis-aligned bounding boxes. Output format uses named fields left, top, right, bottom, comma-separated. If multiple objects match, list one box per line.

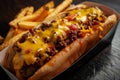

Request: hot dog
left=3, top=1, right=118, bottom=80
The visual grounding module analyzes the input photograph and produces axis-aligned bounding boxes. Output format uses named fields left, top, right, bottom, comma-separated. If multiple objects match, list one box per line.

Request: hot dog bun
left=29, top=14, right=117, bottom=80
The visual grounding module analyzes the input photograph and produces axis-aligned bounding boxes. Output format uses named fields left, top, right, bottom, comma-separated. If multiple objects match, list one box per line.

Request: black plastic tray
left=52, top=20, right=119, bottom=80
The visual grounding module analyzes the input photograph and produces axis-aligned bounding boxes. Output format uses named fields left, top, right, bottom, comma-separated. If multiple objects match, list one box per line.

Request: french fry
left=16, top=6, right=34, bottom=19
left=45, top=0, right=72, bottom=20
left=4, top=28, right=26, bottom=42
left=34, top=1, right=54, bottom=15
left=4, top=28, right=15, bottom=42
left=14, top=28, right=26, bottom=36
left=48, top=8, right=55, bottom=14
left=0, top=31, right=27, bottom=51
left=25, top=6, right=34, bottom=15
left=0, top=36, right=4, bottom=44
left=17, top=21, right=40, bottom=29
left=34, top=8, right=49, bottom=22
left=9, top=1, right=54, bottom=28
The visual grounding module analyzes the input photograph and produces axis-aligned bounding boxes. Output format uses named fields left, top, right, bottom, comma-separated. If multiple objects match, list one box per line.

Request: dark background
left=0, top=0, right=120, bottom=80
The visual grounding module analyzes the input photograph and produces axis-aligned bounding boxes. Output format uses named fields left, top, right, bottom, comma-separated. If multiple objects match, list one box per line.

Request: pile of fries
left=0, top=0, right=73, bottom=51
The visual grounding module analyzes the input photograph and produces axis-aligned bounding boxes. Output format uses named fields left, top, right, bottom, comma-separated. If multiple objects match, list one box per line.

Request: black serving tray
left=0, top=0, right=120, bottom=80
left=52, top=19, right=119, bottom=80
left=53, top=1, right=120, bottom=80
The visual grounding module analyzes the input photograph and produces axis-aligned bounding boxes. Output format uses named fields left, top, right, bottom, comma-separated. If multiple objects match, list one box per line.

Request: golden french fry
left=48, top=8, right=55, bottom=14
left=0, top=36, right=4, bottom=40
left=45, top=0, right=72, bottom=20
left=4, top=28, right=15, bottom=42
left=0, top=31, right=27, bottom=51
left=34, top=1, right=54, bottom=15
left=14, top=28, right=26, bottom=36
left=9, top=15, right=38, bottom=28
left=25, top=6, right=34, bottom=15
left=33, top=1, right=54, bottom=21
left=45, top=0, right=54, bottom=9
left=34, top=8, right=49, bottom=22
left=4, top=28, right=26, bottom=43
left=9, top=1, right=54, bottom=28
left=0, top=36, right=4, bottom=44
left=17, top=21, right=40, bottom=29
left=16, top=6, right=34, bottom=19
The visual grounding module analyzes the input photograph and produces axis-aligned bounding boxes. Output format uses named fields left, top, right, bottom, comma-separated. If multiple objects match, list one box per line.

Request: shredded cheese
left=99, top=26, right=103, bottom=31
left=89, top=26, right=94, bottom=34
